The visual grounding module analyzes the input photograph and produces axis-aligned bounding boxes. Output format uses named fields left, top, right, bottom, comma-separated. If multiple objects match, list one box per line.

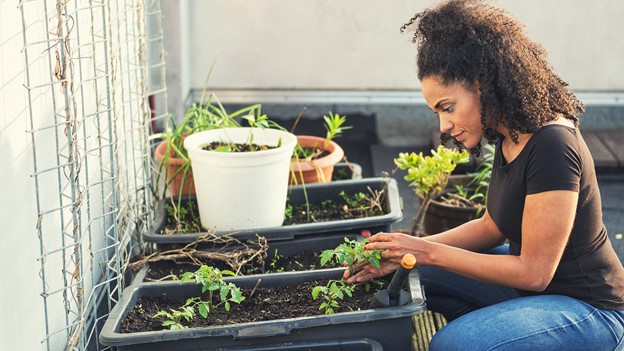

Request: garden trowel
left=369, top=254, right=416, bottom=308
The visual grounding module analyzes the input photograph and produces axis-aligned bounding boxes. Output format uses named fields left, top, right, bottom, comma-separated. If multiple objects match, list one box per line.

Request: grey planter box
left=144, top=178, right=403, bottom=246
left=100, top=269, right=426, bottom=350
left=128, top=233, right=361, bottom=286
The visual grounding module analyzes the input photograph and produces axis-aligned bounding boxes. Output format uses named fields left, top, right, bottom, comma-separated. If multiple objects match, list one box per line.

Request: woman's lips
left=453, top=131, right=465, bottom=142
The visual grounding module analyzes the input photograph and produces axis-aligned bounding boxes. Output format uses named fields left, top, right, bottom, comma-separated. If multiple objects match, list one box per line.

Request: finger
left=343, top=267, right=351, bottom=279
left=369, top=232, right=392, bottom=243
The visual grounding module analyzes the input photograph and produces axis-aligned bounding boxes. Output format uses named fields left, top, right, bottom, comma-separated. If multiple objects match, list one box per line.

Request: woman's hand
left=343, top=232, right=427, bottom=283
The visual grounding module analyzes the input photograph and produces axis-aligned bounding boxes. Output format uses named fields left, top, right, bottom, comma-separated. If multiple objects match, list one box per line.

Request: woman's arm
left=352, top=190, right=577, bottom=291
left=423, top=209, right=507, bottom=252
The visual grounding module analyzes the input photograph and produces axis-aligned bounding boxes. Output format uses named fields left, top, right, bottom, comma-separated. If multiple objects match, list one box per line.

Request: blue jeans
left=420, top=245, right=624, bottom=350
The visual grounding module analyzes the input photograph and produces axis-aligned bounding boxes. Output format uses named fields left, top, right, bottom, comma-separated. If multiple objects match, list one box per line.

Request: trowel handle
left=387, top=254, right=417, bottom=299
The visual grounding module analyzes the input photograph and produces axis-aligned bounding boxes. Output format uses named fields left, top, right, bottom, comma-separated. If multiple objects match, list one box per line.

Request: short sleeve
left=525, top=127, right=582, bottom=194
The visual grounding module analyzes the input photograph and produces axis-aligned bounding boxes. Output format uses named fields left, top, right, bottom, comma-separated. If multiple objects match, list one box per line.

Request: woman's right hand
left=343, top=231, right=428, bottom=283
left=343, top=260, right=399, bottom=284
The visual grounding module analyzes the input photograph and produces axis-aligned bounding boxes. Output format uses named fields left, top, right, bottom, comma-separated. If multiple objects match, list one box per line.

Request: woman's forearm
left=423, top=214, right=506, bottom=253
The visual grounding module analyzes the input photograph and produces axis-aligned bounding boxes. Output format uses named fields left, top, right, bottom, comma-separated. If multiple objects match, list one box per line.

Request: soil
left=201, top=142, right=275, bottom=152
left=161, top=193, right=385, bottom=235
left=120, top=277, right=389, bottom=333
left=143, top=251, right=336, bottom=281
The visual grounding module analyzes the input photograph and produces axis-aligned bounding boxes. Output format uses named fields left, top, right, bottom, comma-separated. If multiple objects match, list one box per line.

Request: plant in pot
left=152, top=92, right=262, bottom=200
left=422, top=143, right=495, bottom=234
left=290, top=111, right=351, bottom=184
left=394, top=145, right=470, bottom=236
left=183, top=111, right=297, bottom=232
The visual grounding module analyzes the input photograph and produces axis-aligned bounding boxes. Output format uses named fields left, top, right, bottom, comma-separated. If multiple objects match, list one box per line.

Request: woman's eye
left=442, top=105, right=454, bottom=113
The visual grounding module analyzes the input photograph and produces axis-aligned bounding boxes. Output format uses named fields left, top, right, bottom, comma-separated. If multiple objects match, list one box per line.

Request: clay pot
left=290, top=136, right=344, bottom=184
left=154, top=140, right=195, bottom=196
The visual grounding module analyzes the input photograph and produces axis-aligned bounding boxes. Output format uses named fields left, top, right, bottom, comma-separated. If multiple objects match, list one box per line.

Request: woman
left=345, top=1, right=624, bottom=350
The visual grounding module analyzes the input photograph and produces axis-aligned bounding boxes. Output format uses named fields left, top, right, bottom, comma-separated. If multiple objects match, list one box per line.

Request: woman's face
left=421, top=75, right=484, bottom=149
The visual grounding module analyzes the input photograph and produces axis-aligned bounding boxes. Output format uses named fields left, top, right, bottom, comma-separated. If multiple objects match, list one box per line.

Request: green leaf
left=320, top=250, right=333, bottom=266
left=162, top=320, right=176, bottom=327
left=224, top=301, right=231, bottom=311
left=198, top=303, right=209, bottom=318
left=312, top=286, right=322, bottom=300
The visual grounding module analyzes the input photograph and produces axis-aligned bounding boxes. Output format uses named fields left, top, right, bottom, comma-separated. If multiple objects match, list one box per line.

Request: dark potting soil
left=120, top=278, right=388, bottom=333
left=144, top=251, right=337, bottom=281
left=201, top=142, right=276, bottom=152
left=161, top=194, right=385, bottom=235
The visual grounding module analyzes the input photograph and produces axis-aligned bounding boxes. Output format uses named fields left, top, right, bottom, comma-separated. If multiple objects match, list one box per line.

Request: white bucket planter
left=184, top=127, right=297, bottom=231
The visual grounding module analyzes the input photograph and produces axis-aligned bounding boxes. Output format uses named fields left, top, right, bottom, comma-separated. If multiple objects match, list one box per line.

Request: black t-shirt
left=488, top=125, right=624, bottom=310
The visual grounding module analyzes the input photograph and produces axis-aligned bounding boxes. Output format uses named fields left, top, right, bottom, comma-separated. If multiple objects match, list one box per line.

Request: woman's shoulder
left=530, top=124, right=579, bottom=149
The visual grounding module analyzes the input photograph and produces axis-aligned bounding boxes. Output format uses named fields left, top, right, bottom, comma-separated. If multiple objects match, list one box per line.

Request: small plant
left=311, top=279, right=384, bottom=314
left=152, top=265, right=245, bottom=330
left=339, top=191, right=368, bottom=209
left=284, top=202, right=293, bottom=221
left=395, top=145, right=470, bottom=235
left=320, top=237, right=383, bottom=274
left=440, top=143, right=495, bottom=215
left=292, top=112, right=351, bottom=160
left=311, top=279, right=354, bottom=314
left=269, top=249, right=285, bottom=273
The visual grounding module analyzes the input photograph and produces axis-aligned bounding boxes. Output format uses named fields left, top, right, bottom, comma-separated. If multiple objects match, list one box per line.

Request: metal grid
left=20, top=0, right=167, bottom=349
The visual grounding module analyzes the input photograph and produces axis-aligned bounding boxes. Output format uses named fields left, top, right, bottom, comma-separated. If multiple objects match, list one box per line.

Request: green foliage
left=152, top=265, right=244, bottom=329
left=292, top=111, right=351, bottom=160
left=320, top=237, right=383, bottom=273
left=442, top=143, right=495, bottom=215
left=395, top=145, right=470, bottom=234
left=284, top=202, right=293, bottom=221
left=152, top=306, right=195, bottom=330
left=467, top=143, right=495, bottom=211
left=311, top=279, right=384, bottom=314
left=339, top=191, right=368, bottom=209
left=269, top=249, right=285, bottom=273
left=394, top=145, right=470, bottom=199
left=323, top=112, right=352, bottom=147
left=311, top=279, right=355, bottom=314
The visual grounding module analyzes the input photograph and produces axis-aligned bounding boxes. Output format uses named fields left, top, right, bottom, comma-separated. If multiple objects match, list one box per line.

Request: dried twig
left=128, top=233, right=268, bottom=274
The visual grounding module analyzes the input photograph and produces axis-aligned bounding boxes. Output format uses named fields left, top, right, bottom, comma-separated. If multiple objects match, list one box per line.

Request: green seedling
left=311, top=279, right=384, bottom=314
left=320, top=237, right=383, bottom=274
left=284, top=202, right=293, bottom=221
left=311, top=279, right=355, bottom=314
left=339, top=191, right=368, bottom=209
left=292, top=111, right=351, bottom=160
left=395, top=145, right=469, bottom=235
left=269, top=249, right=285, bottom=273
left=152, top=265, right=245, bottom=330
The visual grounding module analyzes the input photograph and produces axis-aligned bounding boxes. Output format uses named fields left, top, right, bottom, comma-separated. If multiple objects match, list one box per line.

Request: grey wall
left=180, top=0, right=624, bottom=91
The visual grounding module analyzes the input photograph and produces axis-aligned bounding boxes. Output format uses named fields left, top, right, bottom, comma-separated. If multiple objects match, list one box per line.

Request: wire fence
left=19, top=0, right=167, bottom=349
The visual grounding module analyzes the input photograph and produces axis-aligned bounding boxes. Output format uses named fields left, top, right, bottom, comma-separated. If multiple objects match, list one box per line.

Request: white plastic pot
left=184, top=127, right=297, bottom=231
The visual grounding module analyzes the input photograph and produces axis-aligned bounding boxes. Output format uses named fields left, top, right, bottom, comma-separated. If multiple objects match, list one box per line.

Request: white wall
left=0, top=1, right=47, bottom=349
left=183, top=0, right=624, bottom=91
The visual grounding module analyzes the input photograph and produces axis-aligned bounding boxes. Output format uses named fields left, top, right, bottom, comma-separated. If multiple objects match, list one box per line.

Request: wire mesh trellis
left=19, top=0, right=168, bottom=349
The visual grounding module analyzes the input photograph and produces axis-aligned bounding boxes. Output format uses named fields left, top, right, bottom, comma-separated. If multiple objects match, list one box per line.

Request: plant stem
left=411, top=193, right=433, bottom=236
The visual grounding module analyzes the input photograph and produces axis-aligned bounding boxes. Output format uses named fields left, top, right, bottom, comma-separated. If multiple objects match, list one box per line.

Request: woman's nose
left=439, top=114, right=454, bottom=134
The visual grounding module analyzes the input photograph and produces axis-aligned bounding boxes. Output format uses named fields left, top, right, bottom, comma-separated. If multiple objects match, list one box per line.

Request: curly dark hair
left=401, top=0, right=584, bottom=150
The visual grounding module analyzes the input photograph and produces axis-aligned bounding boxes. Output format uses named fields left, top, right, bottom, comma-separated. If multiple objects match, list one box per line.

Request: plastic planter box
left=204, top=338, right=383, bottom=350
left=144, top=178, right=402, bottom=246
left=129, top=233, right=362, bottom=286
left=100, top=269, right=426, bottom=351
left=331, top=162, right=363, bottom=181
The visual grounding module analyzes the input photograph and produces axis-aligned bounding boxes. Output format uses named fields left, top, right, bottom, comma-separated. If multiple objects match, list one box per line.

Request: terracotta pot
left=290, top=136, right=344, bottom=184
left=154, top=140, right=195, bottom=196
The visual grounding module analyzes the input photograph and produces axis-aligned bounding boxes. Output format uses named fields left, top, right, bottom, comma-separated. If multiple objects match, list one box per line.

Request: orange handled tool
left=369, top=254, right=416, bottom=308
